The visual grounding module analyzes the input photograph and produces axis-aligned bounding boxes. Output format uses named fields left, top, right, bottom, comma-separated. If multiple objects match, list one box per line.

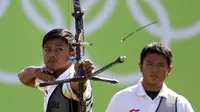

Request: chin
left=46, top=64, right=57, bottom=70
left=149, top=82, right=159, bottom=85
left=147, top=79, right=159, bottom=85
left=150, top=80, right=163, bottom=86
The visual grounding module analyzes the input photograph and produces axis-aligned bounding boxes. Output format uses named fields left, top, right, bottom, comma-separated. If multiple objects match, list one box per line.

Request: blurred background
left=0, top=0, right=199, bottom=111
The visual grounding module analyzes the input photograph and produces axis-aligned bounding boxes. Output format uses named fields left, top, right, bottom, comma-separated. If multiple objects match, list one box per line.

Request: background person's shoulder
left=114, top=84, right=138, bottom=97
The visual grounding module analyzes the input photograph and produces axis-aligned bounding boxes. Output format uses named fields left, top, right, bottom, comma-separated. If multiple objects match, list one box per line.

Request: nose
left=49, top=51, right=56, bottom=58
left=152, top=66, right=158, bottom=73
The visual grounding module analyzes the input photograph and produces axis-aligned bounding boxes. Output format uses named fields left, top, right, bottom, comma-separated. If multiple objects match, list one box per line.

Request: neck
left=142, top=81, right=162, bottom=91
left=53, top=64, right=71, bottom=78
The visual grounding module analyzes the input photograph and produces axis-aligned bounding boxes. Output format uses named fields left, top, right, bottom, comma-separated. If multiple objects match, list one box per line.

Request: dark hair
left=140, top=42, right=172, bottom=67
left=42, top=28, right=74, bottom=51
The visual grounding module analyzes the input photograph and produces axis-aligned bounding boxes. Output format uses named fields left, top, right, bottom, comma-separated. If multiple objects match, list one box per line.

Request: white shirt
left=106, top=79, right=194, bottom=112
left=35, top=65, right=92, bottom=112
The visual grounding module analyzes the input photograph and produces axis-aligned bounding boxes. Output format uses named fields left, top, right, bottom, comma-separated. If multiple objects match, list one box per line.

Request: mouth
left=151, top=75, right=158, bottom=79
left=47, top=59, right=57, bottom=63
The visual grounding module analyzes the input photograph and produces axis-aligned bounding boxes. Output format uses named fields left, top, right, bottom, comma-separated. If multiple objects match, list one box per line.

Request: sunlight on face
left=43, top=38, right=71, bottom=71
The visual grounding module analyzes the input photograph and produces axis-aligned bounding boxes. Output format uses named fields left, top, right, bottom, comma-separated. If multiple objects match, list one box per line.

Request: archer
left=18, top=28, right=94, bottom=112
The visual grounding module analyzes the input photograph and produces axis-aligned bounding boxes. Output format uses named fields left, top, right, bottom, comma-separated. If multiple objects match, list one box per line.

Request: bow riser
left=72, top=0, right=86, bottom=112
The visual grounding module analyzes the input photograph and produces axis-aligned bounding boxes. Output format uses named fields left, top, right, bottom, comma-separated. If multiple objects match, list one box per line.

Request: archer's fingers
left=44, top=74, right=56, bottom=81
left=84, top=65, right=95, bottom=74
left=82, top=59, right=93, bottom=70
left=44, top=66, right=54, bottom=74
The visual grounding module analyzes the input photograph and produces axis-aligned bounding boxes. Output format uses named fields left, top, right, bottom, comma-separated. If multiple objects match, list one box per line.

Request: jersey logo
left=130, top=108, right=140, bottom=112
left=51, top=101, right=59, bottom=108
left=45, top=90, right=48, bottom=95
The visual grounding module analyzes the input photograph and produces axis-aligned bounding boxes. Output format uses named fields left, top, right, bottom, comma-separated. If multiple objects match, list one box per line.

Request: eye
left=44, top=48, right=51, bottom=52
left=57, top=48, right=63, bottom=51
left=159, top=64, right=165, bottom=67
left=147, top=63, right=152, bottom=66
left=146, top=63, right=153, bottom=68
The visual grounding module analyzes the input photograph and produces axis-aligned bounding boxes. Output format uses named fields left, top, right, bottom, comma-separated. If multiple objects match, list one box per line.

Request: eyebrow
left=158, top=62, right=165, bottom=65
left=146, top=61, right=166, bottom=65
left=146, top=60, right=152, bottom=63
left=44, top=44, right=64, bottom=48
left=55, top=44, right=64, bottom=47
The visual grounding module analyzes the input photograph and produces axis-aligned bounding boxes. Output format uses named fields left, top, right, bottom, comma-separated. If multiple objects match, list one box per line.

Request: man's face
left=139, top=53, right=172, bottom=86
left=43, top=38, right=71, bottom=71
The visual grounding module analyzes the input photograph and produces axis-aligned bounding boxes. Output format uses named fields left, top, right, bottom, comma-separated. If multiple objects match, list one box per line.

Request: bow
left=72, top=0, right=86, bottom=111
left=72, top=0, right=85, bottom=60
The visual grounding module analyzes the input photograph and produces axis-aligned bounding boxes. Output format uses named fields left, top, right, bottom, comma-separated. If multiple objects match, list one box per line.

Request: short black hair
left=42, top=28, right=74, bottom=51
left=140, top=42, right=172, bottom=67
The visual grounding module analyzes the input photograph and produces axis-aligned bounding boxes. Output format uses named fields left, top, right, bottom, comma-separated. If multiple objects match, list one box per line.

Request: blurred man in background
left=18, top=28, right=94, bottom=112
left=106, top=42, right=194, bottom=112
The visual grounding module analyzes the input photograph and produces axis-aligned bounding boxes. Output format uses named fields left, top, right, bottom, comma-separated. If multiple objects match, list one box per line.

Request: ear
left=139, top=62, right=142, bottom=72
left=70, top=50, right=76, bottom=57
left=167, top=65, right=172, bottom=76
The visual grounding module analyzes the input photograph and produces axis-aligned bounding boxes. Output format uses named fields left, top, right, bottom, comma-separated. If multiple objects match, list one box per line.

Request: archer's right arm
left=18, top=66, right=39, bottom=88
left=18, top=66, right=55, bottom=88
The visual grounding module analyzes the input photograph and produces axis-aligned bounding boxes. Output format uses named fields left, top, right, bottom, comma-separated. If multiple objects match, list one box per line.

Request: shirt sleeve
left=106, top=93, right=120, bottom=112
left=177, top=95, right=194, bottom=112
left=35, top=78, right=46, bottom=93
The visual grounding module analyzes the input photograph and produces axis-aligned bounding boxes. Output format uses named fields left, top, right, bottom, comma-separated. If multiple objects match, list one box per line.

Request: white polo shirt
left=35, top=65, right=92, bottom=112
left=106, top=79, right=194, bottom=112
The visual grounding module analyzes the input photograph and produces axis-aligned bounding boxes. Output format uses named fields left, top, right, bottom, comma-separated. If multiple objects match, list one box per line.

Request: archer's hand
left=35, top=67, right=56, bottom=82
left=74, top=59, right=95, bottom=77
left=71, top=59, right=94, bottom=92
